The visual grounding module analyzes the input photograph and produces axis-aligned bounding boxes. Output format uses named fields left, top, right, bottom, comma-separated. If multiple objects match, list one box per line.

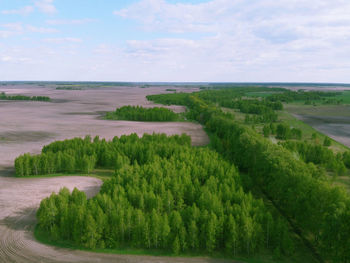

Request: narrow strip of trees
left=147, top=89, right=350, bottom=262
left=105, top=105, right=181, bottom=122
left=0, top=92, right=50, bottom=101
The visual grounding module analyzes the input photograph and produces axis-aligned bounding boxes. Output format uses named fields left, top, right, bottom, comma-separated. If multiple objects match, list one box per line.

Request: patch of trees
left=194, top=89, right=282, bottom=123
left=224, top=100, right=280, bottom=123
left=279, top=140, right=347, bottom=176
left=275, top=123, right=302, bottom=140
left=267, top=90, right=340, bottom=103
left=147, top=91, right=350, bottom=262
left=0, top=92, right=50, bottom=101
left=105, top=105, right=180, bottom=122
left=34, top=133, right=292, bottom=256
left=148, top=88, right=283, bottom=123
left=147, top=87, right=284, bottom=107
left=15, top=133, right=190, bottom=177
left=146, top=93, right=190, bottom=106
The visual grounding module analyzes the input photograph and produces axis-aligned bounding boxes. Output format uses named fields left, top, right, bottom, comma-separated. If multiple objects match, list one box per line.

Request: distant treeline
left=267, top=90, right=342, bottom=104
left=56, top=86, right=82, bottom=90
left=0, top=92, right=50, bottom=102
left=105, top=105, right=181, bottom=122
left=148, top=88, right=282, bottom=123
left=30, top=134, right=292, bottom=256
left=147, top=89, right=350, bottom=262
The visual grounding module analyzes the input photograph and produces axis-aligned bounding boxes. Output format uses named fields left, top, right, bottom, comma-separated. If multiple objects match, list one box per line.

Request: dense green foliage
left=15, top=133, right=190, bottom=176
left=267, top=90, right=341, bottom=104
left=279, top=140, right=346, bottom=176
left=323, top=136, right=332, bottom=147
left=148, top=88, right=282, bottom=123
left=0, top=91, right=50, bottom=101
left=105, top=105, right=180, bottom=122
left=147, top=89, right=350, bottom=262
left=28, top=86, right=350, bottom=261
left=34, top=134, right=292, bottom=256
left=342, top=151, right=350, bottom=169
left=146, top=93, right=190, bottom=106
left=275, top=123, right=302, bottom=140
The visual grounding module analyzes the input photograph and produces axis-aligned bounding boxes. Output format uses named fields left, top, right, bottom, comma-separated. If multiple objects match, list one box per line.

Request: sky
left=1, top=0, right=350, bottom=82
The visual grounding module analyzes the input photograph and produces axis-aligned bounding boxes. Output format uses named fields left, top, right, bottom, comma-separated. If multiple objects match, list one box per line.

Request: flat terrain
left=0, top=85, right=223, bottom=263
left=285, top=104, right=350, bottom=149
left=0, top=85, right=209, bottom=168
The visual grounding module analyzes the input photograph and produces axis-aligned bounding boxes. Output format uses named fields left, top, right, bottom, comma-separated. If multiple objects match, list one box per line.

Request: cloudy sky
left=1, top=0, right=350, bottom=82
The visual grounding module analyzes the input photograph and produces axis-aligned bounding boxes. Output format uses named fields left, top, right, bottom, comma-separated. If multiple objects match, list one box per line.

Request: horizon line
left=1, top=81, right=350, bottom=86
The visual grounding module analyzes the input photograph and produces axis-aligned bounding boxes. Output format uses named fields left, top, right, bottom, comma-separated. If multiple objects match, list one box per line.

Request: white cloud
left=43, top=37, right=82, bottom=43
left=2, top=1, right=56, bottom=15
left=0, top=23, right=23, bottom=38
left=1, top=56, right=13, bottom=62
left=109, top=0, right=350, bottom=82
left=0, top=55, right=31, bottom=63
left=1, top=23, right=23, bottom=31
left=1, top=6, right=34, bottom=15
left=0, top=23, right=58, bottom=37
left=35, top=0, right=57, bottom=14
left=46, top=19, right=97, bottom=25
left=2, top=0, right=350, bottom=82
left=26, top=25, right=58, bottom=33
left=0, top=31, right=12, bottom=38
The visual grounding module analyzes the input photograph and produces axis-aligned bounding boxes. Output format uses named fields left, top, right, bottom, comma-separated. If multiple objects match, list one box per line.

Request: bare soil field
left=0, top=85, right=227, bottom=263
left=0, top=85, right=209, bottom=168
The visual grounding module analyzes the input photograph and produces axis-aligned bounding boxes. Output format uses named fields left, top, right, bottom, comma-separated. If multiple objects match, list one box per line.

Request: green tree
left=82, top=213, right=99, bottom=249
left=323, top=136, right=332, bottom=147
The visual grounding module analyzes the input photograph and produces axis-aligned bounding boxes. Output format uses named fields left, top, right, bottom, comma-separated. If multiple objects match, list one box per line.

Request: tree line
left=33, top=133, right=292, bottom=256
left=147, top=89, right=350, bottom=262
left=105, top=105, right=181, bottom=122
left=0, top=92, right=50, bottom=101
left=280, top=140, right=348, bottom=176
left=267, top=90, right=340, bottom=103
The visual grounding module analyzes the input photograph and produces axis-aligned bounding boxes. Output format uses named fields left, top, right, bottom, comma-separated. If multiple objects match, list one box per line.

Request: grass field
left=283, top=103, right=350, bottom=151
left=335, top=90, right=350, bottom=104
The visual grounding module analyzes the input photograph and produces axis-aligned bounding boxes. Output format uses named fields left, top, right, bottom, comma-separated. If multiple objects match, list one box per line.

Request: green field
left=335, top=90, right=350, bottom=104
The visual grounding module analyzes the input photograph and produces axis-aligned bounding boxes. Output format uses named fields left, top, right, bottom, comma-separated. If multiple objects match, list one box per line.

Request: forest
left=0, top=91, right=50, bottom=101
left=20, top=86, right=350, bottom=262
left=146, top=88, right=350, bottom=262
left=266, top=90, right=342, bottom=104
left=28, top=133, right=293, bottom=257
left=105, top=105, right=181, bottom=122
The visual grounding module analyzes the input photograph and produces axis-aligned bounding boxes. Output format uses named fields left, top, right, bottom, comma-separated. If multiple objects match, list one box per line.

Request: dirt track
left=0, top=85, right=235, bottom=263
